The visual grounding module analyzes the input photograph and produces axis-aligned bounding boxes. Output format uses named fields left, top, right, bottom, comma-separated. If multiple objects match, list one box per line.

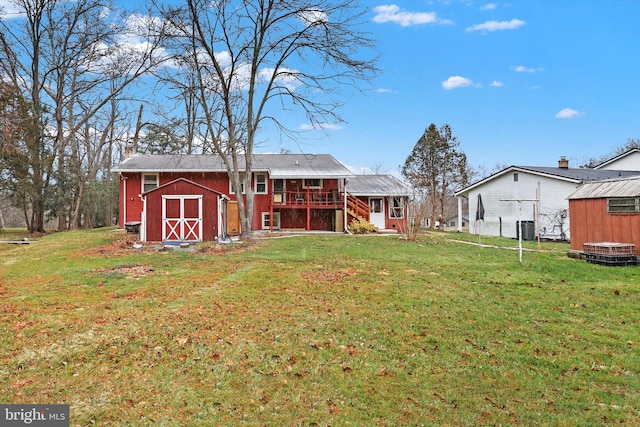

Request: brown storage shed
left=568, top=176, right=640, bottom=252
left=141, top=178, right=228, bottom=242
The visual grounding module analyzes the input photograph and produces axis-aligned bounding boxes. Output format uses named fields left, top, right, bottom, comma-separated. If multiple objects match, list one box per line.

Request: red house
left=347, top=174, right=414, bottom=232
left=112, top=153, right=412, bottom=242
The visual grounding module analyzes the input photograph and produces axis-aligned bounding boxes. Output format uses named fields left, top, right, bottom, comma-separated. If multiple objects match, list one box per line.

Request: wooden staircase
left=346, top=192, right=370, bottom=222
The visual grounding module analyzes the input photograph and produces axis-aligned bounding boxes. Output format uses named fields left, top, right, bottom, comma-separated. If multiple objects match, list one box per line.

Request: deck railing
left=271, top=190, right=370, bottom=221
left=272, top=190, right=343, bottom=207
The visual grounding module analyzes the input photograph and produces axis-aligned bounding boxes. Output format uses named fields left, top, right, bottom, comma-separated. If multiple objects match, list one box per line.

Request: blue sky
left=270, top=0, right=640, bottom=176
left=2, top=0, right=638, bottom=178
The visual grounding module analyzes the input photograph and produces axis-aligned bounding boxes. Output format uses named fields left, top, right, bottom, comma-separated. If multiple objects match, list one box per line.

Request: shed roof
left=112, top=153, right=354, bottom=179
left=142, top=177, right=229, bottom=199
left=347, top=174, right=413, bottom=196
left=568, top=176, right=640, bottom=199
left=455, top=165, right=640, bottom=196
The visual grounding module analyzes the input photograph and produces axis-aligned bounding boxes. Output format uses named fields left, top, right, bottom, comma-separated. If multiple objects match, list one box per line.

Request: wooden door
left=227, top=201, right=241, bottom=236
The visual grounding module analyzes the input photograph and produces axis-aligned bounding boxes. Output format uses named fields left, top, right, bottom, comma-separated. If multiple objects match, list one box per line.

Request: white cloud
left=372, top=4, right=451, bottom=27
left=514, top=65, right=534, bottom=73
left=259, top=67, right=303, bottom=91
left=300, top=122, right=343, bottom=131
left=512, top=65, right=543, bottom=73
left=466, top=19, right=525, bottom=32
left=442, top=75, right=474, bottom=90
left=376, top=88, right=394, bottom=93
left=0, top=0, right=24, bottom=19
left=480, top=4, right=498, bottom=11
left=490, top=80, right=503, bottom=87
left=298, top=8, right=328, bottom=26
left=555, top=108, right=584, bottom=119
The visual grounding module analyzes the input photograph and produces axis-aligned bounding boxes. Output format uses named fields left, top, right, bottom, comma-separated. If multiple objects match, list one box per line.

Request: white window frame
left=229, top=173, right=246, bottom=194
left=303, top=178, right=322, bottom=189
left=389, top=196, right=404, bottom=219
left=254, top=173, right=267, bottom=194
left=142, top=173, right=159, bottom=193
left=261, top=212, right=280, bottom=230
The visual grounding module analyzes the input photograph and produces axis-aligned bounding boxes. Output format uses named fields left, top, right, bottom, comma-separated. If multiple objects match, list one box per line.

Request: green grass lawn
left=1, top=228, right=638, bottom=425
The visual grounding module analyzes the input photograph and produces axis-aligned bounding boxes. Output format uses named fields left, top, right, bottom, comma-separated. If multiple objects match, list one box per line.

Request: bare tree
left=539, top=207, right=568, bottom=241
left=155, top=0, right=378, bottom=237
left=0, top=0, right=171, bottom=232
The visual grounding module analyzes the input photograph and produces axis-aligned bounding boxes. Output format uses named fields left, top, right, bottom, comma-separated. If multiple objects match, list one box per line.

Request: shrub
left=348, top=218, right=378, bottom=234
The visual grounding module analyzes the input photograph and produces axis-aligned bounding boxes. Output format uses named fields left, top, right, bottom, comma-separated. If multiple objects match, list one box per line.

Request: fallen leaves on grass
left=301, top=268, right=360, bottom=285
left=13, top=378, right=35, bottom=390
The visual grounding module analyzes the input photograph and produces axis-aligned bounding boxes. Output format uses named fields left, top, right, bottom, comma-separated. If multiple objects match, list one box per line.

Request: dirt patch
left=87, top=233, right=148, bottom=256
left=87, top=231, right=262, bottom=257
left=96, top=264, right=155, bottom=280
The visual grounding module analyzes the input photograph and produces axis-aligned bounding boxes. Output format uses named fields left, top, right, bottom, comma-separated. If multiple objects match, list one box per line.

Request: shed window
left=513, top=173, right=519, bottom=182
left=142, top=174, right=158, bottom=193
left=607, top=197, right=639, bottom=213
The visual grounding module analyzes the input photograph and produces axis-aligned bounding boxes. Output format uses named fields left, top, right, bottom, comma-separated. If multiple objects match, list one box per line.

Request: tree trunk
left=70, top=180, right=85, bottom=230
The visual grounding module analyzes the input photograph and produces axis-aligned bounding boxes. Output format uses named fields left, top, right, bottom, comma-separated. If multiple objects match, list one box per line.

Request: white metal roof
left=347, top=175, right=413, bottom=196
left=112, top=153, right=355, bottom=178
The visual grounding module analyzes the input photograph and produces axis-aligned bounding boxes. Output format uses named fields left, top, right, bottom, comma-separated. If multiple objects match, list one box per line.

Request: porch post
left=270, top=179, right=274, bottom=232
left=306, top=185, right=311, bottom=231
left=344, top=179, right=348, bottom=232
left=457, top=196, right=463, bottom=232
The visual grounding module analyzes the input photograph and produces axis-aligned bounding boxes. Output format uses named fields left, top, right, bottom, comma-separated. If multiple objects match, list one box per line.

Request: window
left=608, top=197, right=639, bottom=213
left=273, top=179, right=285, bottom=204
left=389, top=197, right=404, bottom=219
left=303, top=178, right=322, bottom=189
left=255, top=173, right=267, bottom=194
left=370, top=198, right=382, bottom=213
left=261, top=212, right=280, bottom=230
left=513, top=173, right=519, bottom=182
left=230, top=173, right=246, bottom=194
left=142, top=174, right=158, bottom=193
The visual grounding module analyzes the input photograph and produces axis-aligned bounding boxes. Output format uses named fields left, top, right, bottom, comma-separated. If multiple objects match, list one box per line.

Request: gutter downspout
left=121, top=174, right=128, bottom=227
left=141, top=193, right=146, bottom=242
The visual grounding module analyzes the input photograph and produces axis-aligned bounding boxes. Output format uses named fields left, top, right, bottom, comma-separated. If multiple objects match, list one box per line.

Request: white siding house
left=455, top=157, right=640, bottom=241
left=595, top=148, right=640, bottom=171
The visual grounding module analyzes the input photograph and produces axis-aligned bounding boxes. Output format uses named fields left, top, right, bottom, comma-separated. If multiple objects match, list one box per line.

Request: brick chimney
left=558, top=156, right=569, bottom=169
left=124, top=144, right=136, bottom=159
